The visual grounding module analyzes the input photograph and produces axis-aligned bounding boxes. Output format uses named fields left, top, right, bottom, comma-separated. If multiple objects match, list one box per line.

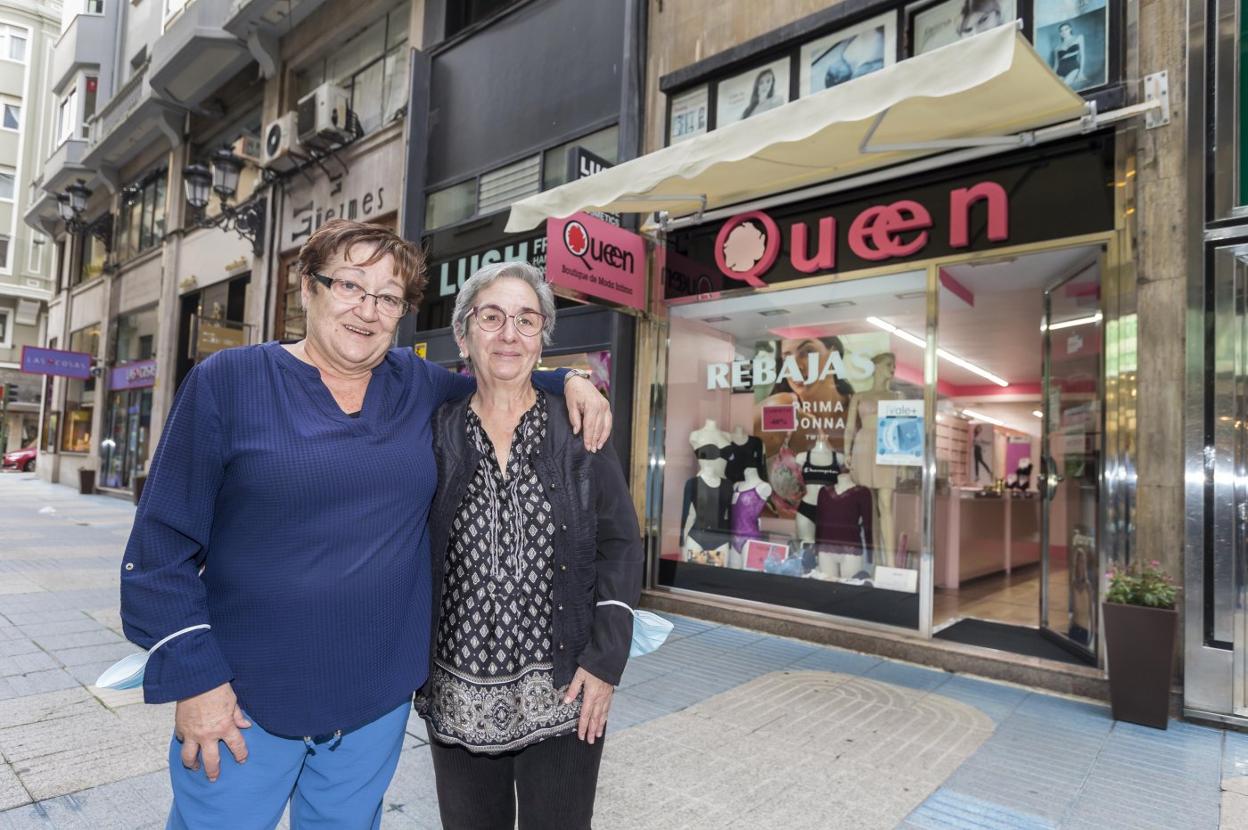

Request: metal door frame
left=1038, top=252, right=1106, bottom=663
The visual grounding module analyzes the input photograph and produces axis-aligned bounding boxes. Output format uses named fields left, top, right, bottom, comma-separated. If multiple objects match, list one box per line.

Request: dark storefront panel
left=426, top=0, right=625, bottom=187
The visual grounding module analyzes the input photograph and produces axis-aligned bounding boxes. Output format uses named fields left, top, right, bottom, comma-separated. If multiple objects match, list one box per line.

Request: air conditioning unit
left=261, top=112, right=303, bottom=171
left=232, top=133, right=262, bottom=165
left=296, top=83, right=352, bottom=146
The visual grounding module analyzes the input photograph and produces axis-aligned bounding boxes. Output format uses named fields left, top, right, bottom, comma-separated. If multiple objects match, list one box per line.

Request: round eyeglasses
left=312, top=273, right=410, bottom=318
left=469, top=304, right=547, bottom=337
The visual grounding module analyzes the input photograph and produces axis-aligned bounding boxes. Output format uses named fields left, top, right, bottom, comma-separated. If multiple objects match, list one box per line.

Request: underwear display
left=800, top=453, right=840, bottom=487
left=731, top=485, right=768, bottom=551
left=694, top=443, right=724, bottom=461
left=723, top=436, right=767, bottom=484
left=680, top=475, right=733, bottom=552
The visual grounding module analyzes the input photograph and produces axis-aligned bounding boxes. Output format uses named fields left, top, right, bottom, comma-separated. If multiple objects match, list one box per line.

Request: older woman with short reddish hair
left=119, top=219, right=611, bottom=830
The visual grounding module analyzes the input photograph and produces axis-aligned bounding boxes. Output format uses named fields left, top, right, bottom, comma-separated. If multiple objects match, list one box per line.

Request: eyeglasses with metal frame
left=311, top=273, right=410, bottom=318
left=468, top=304, right=547, bottom=337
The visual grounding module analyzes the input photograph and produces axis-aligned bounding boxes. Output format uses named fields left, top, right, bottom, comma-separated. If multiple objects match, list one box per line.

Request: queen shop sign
left=110, top=360, right=157, bottom=392
left=546, top=212, right=645, bottom=310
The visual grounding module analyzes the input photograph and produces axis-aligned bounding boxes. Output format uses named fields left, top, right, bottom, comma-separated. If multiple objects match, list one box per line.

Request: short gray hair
left=451, top=261, right=557, bottom=346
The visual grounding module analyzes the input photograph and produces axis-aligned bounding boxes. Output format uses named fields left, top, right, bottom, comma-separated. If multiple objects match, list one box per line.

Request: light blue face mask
left=94, top=624, right=212, bottom=690
left=597, top=601, right=674, bottom=657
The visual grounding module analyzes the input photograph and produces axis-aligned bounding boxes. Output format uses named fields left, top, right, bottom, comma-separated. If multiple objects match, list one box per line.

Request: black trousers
left=429, top=732, right=606, bottom=830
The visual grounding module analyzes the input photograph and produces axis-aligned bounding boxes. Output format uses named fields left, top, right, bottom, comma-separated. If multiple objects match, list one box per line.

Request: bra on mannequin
left=800, top=453, right=840, bottom=486
left=694, top=444, right=723, bottom=461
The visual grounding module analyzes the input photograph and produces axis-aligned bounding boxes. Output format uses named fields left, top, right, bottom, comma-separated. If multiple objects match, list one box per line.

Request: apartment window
left=445, top=0, right=518, bottom=37
left=295, top=2, right=409, bottom=135
left=424, top=180, right=475, bottom=231
left=3, top=26, right=27, bottom=63
left=2, top=100, right=19, bottom=131
left=84, top=0, right=104, bottom=13
left=57, top=88, right=77, bottom=144
left=0, top=168, right=15, bottom=201
left=28, top=231, right=44, bottom=272
left=83, top=76, right=97, bottom=138
left=163, top=0, right=188, bottom=27
left=116, top=170, right=166, bottom=261
left=0, top=308, right=10, bottom=348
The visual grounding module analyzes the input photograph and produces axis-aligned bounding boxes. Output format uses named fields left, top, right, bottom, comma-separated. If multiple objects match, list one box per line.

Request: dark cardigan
left=424, top=391, right=644, bottom=687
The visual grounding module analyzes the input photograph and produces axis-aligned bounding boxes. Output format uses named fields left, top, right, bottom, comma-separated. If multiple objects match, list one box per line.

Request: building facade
left=0, top=0, right=59, bottom=455
left=23, top=0, right=421, bottom=491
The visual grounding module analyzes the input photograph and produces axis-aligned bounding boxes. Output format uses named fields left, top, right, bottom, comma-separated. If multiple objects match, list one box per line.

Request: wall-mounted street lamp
left=183, top=147, right=265, bottom=254
left=56, top=179, right=93, bottom=231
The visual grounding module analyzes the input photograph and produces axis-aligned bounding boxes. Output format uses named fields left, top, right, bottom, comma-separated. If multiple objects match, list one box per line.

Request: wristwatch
left=563, top=368, right=592, bottom=383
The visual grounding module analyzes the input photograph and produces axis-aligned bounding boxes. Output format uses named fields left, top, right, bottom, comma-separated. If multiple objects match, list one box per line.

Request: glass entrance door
left=1039, top=259, right=1103, bottom=660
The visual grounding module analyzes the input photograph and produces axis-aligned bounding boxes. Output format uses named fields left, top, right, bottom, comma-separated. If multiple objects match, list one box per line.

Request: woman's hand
left=174, top=682, right=252, bottom=782
left=565, top=667, right=614, bottom=744
left=565, top=376, right=611, bottom=452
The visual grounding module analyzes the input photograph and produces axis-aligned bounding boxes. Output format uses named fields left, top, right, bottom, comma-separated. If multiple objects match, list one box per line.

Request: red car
left=2, top=446, right=36, bottom=472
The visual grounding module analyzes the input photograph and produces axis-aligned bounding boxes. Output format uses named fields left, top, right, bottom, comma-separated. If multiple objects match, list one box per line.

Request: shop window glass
left=425, top=180, right=475, bottom=230
left=77, top=220, right=108, bottom=284
left=113, top=307, right=157, bottom=364
left=277, top=257, right=306, bottom=340
left=446, top=0, right=517, bottom=37
left=541, top=126, right=620, bottom=191
left=116, top=170, right=166, bottom=261
left=295, top=2, right=407, bottom=136
left=63, top=324, right=100, bottom=453
left=657, top=274, right=928, bottom=627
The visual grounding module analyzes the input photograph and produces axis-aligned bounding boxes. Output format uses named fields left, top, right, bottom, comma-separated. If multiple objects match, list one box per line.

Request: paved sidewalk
left=0, top=472, right=1243, bottom=829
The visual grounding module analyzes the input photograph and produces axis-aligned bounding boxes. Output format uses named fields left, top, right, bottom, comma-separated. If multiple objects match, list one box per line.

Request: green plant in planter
left=1105, top=560, right=1178, bottom=609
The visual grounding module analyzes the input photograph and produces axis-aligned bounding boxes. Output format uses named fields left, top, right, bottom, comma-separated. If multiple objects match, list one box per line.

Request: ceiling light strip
left=866, top=317, right=1010, bottom=387
left=1044, top=312, right=1103, bottom=332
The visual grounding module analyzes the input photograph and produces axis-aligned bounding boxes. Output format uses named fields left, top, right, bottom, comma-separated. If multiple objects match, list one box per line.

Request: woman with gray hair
left=417, top=261, right=643, bottom=829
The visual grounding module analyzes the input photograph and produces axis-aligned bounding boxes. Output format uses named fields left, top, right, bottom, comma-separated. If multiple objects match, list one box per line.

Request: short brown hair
left=297, top=219, right=428, bottom=309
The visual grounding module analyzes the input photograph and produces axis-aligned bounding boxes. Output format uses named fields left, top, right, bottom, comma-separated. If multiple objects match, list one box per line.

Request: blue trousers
left=166, top=702, right=409, bottom=830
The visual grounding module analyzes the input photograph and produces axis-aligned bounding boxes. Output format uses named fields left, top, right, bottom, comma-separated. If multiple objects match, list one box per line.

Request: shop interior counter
left=933, top=488, right=1039, bottom=588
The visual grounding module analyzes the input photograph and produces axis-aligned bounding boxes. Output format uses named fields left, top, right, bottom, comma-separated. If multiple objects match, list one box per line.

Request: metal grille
left=478, top=155, right=540, bottom=215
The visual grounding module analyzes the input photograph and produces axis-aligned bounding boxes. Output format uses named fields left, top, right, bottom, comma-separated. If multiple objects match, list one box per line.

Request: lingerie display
left=723, top=436, right=767, bottom=484
left=800, top=453, right=840, bottom=487
left=731, top=485, right=768, bottom=552
left=694, top=443, right=724, bottom=461
left=815, top=485, right=874, bottom=560
left=767, top=442, right=804, bottom=515
left=680, top=475, right=733, bottom=551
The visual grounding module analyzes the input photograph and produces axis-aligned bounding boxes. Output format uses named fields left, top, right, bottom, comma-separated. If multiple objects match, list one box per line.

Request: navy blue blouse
left=119, top=341, right=568, bottom=738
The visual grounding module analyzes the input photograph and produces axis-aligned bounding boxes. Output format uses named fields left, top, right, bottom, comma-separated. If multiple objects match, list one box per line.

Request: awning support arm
left=858, top=107, right=1040, bottom=154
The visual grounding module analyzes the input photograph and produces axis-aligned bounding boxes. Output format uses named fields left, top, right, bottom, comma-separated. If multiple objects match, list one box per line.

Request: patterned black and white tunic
left=422, top=391, right=581, bottom=753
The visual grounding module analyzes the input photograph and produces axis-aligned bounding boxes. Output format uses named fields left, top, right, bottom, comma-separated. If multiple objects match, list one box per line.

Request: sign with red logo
left=761, top=404, right=797, bottom=432
left=546, top=212, right=646, bottom=310
left=109, top=360, right=157, bottom=391
left=20, top=346, right=93, bottom=379
left=665, top=134, right=1117, bottom=300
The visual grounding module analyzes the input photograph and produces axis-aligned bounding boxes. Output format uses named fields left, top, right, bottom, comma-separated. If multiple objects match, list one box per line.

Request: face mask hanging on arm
left=596, top=601, right=675, bottom=657
left=94, top=624, right=212, bottom=690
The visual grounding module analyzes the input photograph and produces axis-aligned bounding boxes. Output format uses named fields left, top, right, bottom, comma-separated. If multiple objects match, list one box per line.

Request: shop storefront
left=504, top=22, right=1153, bottom=675
left=99, top=307, right=156, bottom=491
left=652, top=134, right=1124, bottom=656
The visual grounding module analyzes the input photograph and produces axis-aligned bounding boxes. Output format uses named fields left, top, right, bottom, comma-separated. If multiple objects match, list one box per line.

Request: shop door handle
left=1042, top=454, right=1063, bottom=500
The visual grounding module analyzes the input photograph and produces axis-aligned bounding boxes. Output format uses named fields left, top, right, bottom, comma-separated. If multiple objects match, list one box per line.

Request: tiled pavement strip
left=0, top=472, right=1244, bottom=829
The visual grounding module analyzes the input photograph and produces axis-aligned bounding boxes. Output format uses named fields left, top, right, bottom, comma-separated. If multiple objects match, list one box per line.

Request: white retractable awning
left=506, top=23, right=1094, bottom=232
